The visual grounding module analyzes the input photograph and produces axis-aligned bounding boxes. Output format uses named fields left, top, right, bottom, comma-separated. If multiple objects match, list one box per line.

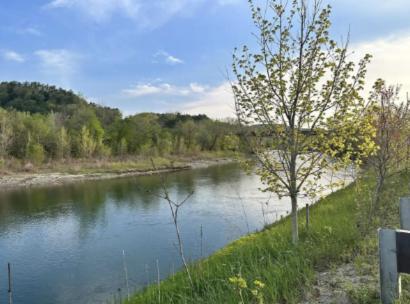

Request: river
left=0, top=163, right=306, bottom=304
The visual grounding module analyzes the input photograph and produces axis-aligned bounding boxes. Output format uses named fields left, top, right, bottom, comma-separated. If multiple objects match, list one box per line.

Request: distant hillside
left=0, top=81, right=88, bottom=114
left=0, top=81, right=212, bottom=128
left=0, top=82, right=209, bottom=124
left=0, top=81, right=240, bottom=164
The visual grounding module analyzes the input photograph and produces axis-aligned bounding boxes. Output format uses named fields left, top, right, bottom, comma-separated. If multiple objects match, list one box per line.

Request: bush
left=27, top=143, right=45, bottom=165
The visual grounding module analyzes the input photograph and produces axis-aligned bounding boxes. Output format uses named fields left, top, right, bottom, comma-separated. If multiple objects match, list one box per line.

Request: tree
left=0, top=81, right=87, bottom=114
left=178, top=120, right=198, bottom=152
left=79, top=126, right=97, bottom=158
left=150, top=159, right=194, bottom=286
left=0, top=108, right=13, bottom=158
left=221, top=134, right=240, bottom=151
left=117, top=113, right=162, bottom=154
left=232, top=0, right=375, bottom=243
left=118, top=137, right=128, bottom=158
left=196, top=120, right=227, bottom=151
left=366, top=80, right=410, bottom=226
left=56, top=127, right=71, bottom=160
left=27, top=142, right=45, bottom=165
left=65, top=105, right=104, bottom=157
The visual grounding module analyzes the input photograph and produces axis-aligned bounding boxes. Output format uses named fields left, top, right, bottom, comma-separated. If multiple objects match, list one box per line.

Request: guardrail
left=379, top=197, right=410, bottom=303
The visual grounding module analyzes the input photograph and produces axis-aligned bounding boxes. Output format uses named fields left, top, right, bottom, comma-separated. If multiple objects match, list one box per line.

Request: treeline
left=0, top=82, right=242, bottom=164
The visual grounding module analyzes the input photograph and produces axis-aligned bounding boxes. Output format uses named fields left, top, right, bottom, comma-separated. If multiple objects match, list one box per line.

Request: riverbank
left=128, top=171, right=410, bottom=304
left=0, top=153, right=238, bottom=190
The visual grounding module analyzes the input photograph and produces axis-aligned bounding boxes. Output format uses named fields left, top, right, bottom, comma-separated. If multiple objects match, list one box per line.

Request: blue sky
left=1, top=0, right=410, bottom=118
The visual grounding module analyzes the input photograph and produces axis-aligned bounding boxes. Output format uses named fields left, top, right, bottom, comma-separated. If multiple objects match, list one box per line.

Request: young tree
left=232, top=0, right=375, bottom=243
left=27, top=142, right=45, bottom=165
left=56, top=127, right=71, bottom=160
left=118, top=137, right=128, bottom=158
left=178, top=120, right=198, bottom=152
left=367, top=80, right=410, bottom=226
left=0, top=108, right=13, bottom=158
left=150, top=159, right=194, bottom=286
left=79, top=126, right=97, bottom=158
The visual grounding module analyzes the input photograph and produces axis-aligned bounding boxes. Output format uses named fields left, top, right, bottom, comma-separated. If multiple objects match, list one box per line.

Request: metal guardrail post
left=400, top=197, right=410, bottom=230
left=379, top=197, right=410, bottom=303
left=379, top=228, right=401, bottom=304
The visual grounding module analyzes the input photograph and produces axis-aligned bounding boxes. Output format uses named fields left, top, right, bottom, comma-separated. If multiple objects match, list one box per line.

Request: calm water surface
left=0, top=163, right=297, bottom=304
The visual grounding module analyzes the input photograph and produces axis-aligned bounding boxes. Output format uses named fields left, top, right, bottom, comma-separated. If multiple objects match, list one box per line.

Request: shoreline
left=0, top=158, right=236, bottom=191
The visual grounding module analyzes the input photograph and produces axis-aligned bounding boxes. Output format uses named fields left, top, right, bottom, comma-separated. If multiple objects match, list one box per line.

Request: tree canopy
left=0, top=82, right=241, bottom=164
left=232, top=0, right=376, bottom=243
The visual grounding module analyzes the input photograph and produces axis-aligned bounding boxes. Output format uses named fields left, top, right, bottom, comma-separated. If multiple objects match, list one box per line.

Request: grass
left=127, top=171, right=410, bottom=303
left=343, top=171, right=410, bottom=304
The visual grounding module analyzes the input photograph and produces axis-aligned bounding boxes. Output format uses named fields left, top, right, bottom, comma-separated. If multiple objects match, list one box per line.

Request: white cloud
left=154, top=50, right=184, bottom=65
left=123, top=83, right=163, bottom=97
left=179, top=33, right=410, bottom=118
left=45, top=0, right=237, bottom=27
left=329, top=0, right=410, bottom=13
left=166, top=55, right=183, bottom=65
left=46, top=0, right=140, bottom=22
left=179, top=34, right=410, bottom=119
left=123, top=81, right=234, bottom=118
left=35, top=49, right=79, bottom=86
left=178, top=30, right=410, bottom=118
left=352, top=33, right=410, bottom=95
left=123, top=82, right=194, bottom=97
left=189, top=83, right=206, bottom=93
left=3, top=51, right=25, bottom=63
left=47, top=0, right=71, bottom=7
left=179, top=82, right=235, bottom=119
left=177, top=33, right=410, bottom=119
left=20, top=27, right=43, bottom=36
left=217, top=0, right=241, bottom=5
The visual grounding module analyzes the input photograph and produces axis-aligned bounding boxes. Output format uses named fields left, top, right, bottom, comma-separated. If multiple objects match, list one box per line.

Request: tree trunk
left=290, top=148, right=299, bottom=244
left=291, top=194, right=299, bottom=244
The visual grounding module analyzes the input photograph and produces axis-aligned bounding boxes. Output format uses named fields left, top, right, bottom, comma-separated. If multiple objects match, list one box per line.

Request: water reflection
left=0, top=163, right=277, bottom=304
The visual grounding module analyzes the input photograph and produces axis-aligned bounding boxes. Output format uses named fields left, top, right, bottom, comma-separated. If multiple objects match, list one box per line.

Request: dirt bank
left=0, top=158, right=235, bottom=191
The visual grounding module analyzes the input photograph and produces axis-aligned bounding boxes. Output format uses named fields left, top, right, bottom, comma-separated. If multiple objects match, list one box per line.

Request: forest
left=0, top=81, right=242, bottom=165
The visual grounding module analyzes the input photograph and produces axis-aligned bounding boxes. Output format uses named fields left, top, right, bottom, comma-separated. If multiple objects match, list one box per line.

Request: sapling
left=150, top=159, right=193, bottom=286
left=232, top=0, right=376, bottom=243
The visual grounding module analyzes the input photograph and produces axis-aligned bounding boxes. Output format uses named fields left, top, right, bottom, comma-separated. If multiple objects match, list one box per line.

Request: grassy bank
left=128, top=171, right=410, bottom=304
left=333, top=171, right=410, bottom=304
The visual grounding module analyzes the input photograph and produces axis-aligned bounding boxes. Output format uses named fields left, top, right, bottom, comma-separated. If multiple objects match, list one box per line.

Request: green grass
left=128, top=172, right=410, bottom=304
left=345, top=171, right=410, bottom=304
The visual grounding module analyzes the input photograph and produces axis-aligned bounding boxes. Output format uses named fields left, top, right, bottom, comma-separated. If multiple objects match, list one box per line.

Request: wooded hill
left=0, top=82, right=241, bottom=164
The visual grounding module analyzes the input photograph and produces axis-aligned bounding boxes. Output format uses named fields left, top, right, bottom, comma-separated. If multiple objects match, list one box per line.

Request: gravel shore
left=0, top=158, right=235, bottom=191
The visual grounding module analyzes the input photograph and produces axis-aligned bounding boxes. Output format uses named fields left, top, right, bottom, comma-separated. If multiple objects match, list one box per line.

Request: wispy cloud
left=17, top=27, right=43, bottom=36
left=35, top=49, right=80, bottom=87
left=122, top=80, right=233, bottom=118
left=3, top=50, right=25, bottom=63
left=44, top=0, right=237, bottom=27
left=179, top=33, right=410, bottom=118
left=47, top=0, right=71, bottom=7
left=154, top=50, right=184, bottom=65
left=330, top=0, right=410, bottom=13
left=179, top=82, right=235, bottom=119
left=217, top=0, right=241, bottom=6
left=123, top=82, right=206, bottom=97
left=45, top=0, right=140, bottom=22
left=352, top=32, right=410, bottom=95
left=189, top=83, right=206, bottom=93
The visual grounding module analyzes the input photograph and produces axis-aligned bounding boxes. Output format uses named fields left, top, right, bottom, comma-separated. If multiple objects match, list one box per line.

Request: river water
left=0, top=163, right=303, bottom=304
